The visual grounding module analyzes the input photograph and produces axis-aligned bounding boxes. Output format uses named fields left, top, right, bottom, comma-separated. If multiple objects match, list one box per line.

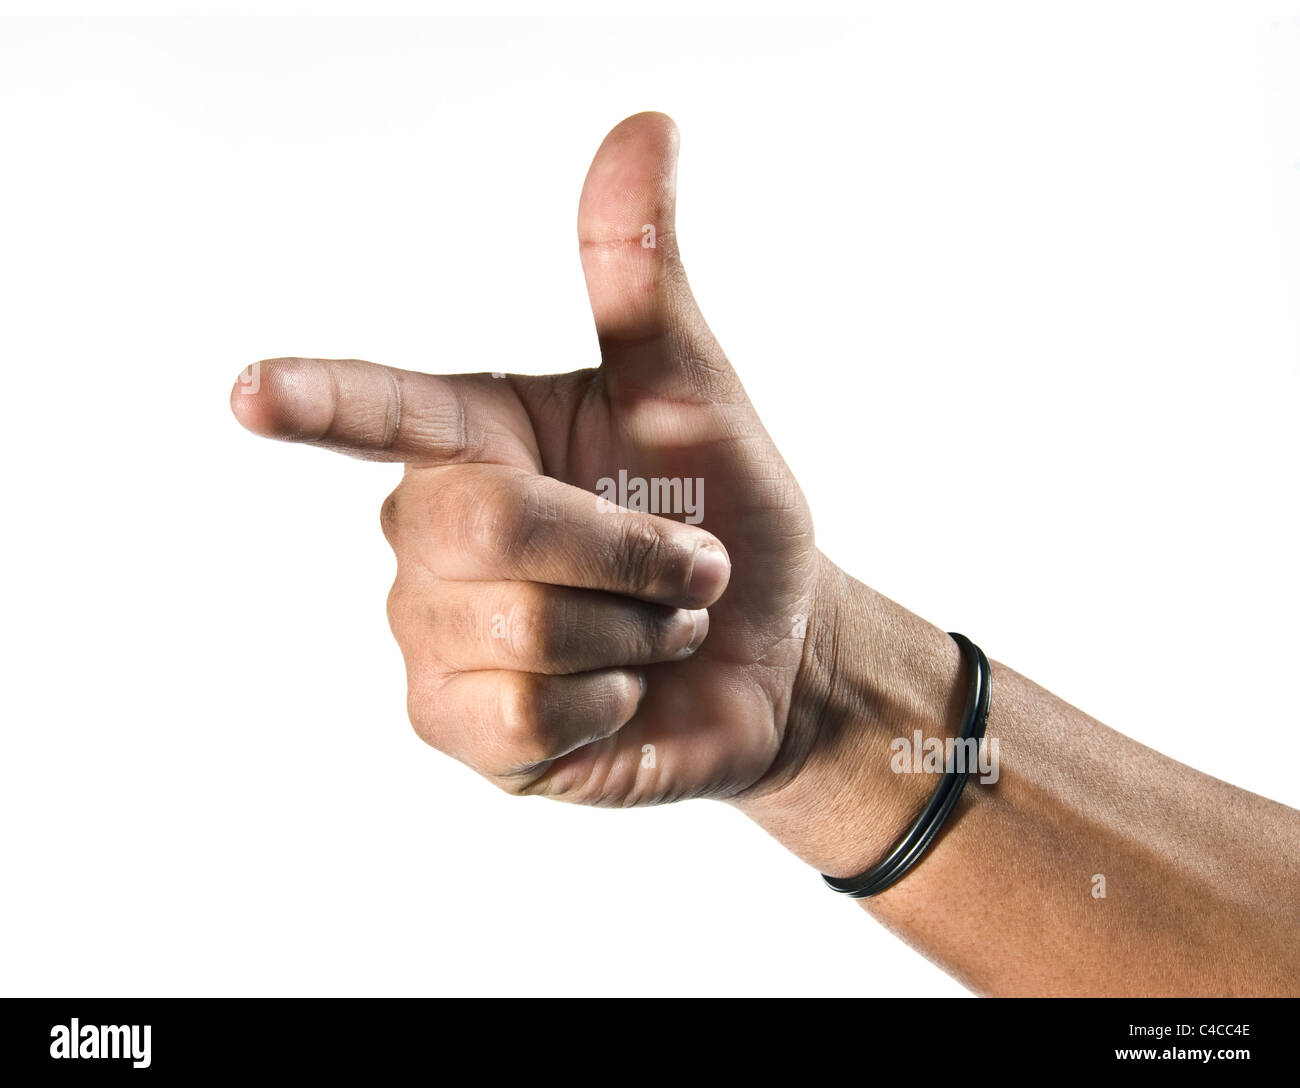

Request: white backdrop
left=2, top=8, right=1297, bottom=997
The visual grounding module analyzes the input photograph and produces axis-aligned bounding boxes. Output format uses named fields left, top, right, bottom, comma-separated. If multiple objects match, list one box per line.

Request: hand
left=232, top=113, right=836, bottom=807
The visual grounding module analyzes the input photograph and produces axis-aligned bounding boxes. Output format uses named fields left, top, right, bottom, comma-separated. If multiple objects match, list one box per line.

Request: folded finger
left=406, top=580, right=709, bottom=675
left=387, top=464, right=731, bottom=609
left=408, top=667, right=645, bottom=779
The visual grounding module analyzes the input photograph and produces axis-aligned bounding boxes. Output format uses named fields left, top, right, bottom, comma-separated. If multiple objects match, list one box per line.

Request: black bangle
left=821, top=632, right=992, bottom=899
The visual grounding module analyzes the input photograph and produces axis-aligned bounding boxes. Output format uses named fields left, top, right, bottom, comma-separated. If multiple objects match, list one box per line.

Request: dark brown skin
left=232, top=112, right=1300, bottom=997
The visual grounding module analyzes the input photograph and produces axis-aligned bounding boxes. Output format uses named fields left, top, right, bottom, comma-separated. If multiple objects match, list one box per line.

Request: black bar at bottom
left=0, top=996, right=1290, bottom=1077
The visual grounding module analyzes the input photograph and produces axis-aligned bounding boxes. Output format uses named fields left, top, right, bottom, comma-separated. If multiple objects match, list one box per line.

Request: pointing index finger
left=230, top=357, right=540, bottom=471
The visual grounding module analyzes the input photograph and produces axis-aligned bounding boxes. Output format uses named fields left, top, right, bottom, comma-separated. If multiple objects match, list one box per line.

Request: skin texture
left=232, top=112, right=1300, bottom=996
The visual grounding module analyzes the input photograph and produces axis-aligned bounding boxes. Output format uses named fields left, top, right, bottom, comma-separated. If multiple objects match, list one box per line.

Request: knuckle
left=385, top=572, right=433, bottom=648
left=611, top=668, right=644, bottom=721
left=496, top=673, right=554, bottom=767
left=405, top=688, right=440, bottom=748
left=618, top=517, right=673, bottom=592
left=459, top=475, right=544, bottom=569
left=385, top=580, right=404, bottom=637
left=418, top=376, right=472, bottom=459
left=491, top=776, right=534, bottom=798
left=379, top=487, right=402, bottom=547
left=402, top=661, right=456, bottom=752
left=507, top=587, right=568, bottom=668
left=636, top=606, right=674, bottom=658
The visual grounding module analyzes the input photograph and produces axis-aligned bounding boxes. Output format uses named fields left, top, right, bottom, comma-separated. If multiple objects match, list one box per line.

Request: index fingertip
left=229, top=358, right=331, bottom=442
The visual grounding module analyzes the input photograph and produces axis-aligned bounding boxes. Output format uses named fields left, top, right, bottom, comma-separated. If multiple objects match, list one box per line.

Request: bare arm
left=739, top=556, right=1300, bottom=996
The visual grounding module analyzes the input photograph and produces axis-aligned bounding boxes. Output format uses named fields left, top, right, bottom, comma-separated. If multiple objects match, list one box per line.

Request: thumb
left=578, top=112, right=736, bottom=399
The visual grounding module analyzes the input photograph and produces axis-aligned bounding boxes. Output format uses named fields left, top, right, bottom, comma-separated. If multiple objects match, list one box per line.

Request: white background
left=1, top=7, right=1297, bottom=997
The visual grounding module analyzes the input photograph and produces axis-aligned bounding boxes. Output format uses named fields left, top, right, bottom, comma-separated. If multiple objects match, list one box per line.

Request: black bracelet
left=821, top=632, right=992, bottom=899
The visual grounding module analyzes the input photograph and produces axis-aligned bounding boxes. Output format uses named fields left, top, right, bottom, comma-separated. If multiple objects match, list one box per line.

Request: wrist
left=732, top=552, right=968, bottom=877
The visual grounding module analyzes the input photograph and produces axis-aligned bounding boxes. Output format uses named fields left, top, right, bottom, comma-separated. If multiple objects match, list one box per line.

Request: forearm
left=734, top=554, right=1300, bottom=996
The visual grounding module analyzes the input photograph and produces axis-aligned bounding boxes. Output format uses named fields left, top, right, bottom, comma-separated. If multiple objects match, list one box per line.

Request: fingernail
left=673, top=608, right=711, bottom=659
left=687, top=542, right=730, bottom=604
